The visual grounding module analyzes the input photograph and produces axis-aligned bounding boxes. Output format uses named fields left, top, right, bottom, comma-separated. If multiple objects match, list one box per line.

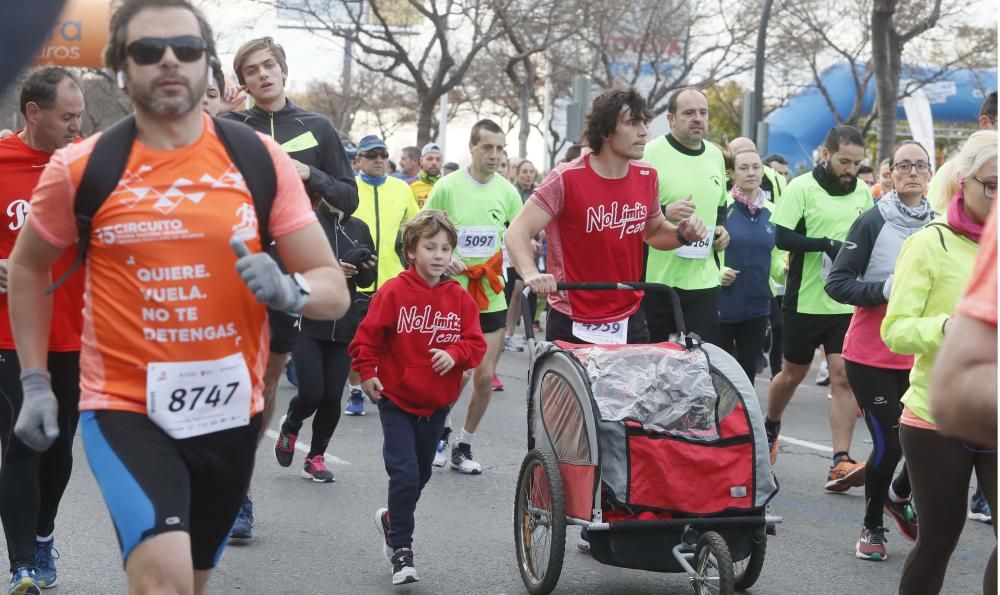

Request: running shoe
left=450, top=442, right=483, bottom=475
left=969, top=489, right=993, bottom=523
left=374, top=507, right=393, bottom=563
left=815, top=361, right=830, bottom=386
left=491, top=374, right=504, bottom=392
left=765, top=422, right=780, bottom=466
left=884, top=498, right=918, bottom=542
left=432, top=438, right=448, bottom=468
left=230, top=496, right=254, bottom=540
left=284, top=359, right=297, bottom=387
left=855, top=526, right=888, bottom=561
left=504, top=335, right=525, bottom=352
left=32, top=539, right=57, bottom=589
left=825, top=459, right=866, bottom=493
left=302, top=454, right=335, bottom=482
left=274, top=415, right=297, bottom=467
left=390, top=548, right=419, bottom=585
left=345, top=389, right=366, bottom=416
left=8, top=567, right=39, bottom=595
left=577, top=526, right=591, bottom=554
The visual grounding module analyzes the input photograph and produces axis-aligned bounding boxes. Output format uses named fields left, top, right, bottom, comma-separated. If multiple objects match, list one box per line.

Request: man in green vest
left=642, top=87, right=730, bottom=345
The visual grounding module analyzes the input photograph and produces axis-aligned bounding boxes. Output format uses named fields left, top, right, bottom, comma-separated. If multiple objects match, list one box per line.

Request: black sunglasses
left=126, top=36, right=207, bottom=65
left=361, top=150, right=389, bottom=159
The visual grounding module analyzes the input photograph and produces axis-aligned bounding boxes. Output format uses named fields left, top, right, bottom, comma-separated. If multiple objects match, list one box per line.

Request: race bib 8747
left=146, top=353, right=252, bottom=439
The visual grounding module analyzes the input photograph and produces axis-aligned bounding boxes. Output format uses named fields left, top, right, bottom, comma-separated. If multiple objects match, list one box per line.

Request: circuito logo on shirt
left=585, top=201, right=648, bottom=239
left=397, top=305, right=462, bottom=345
left=6, top=199, right=29, bottom=231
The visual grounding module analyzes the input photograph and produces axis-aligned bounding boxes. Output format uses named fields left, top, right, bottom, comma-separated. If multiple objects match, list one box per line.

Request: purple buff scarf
left=731, top=186, right=764, bottom=216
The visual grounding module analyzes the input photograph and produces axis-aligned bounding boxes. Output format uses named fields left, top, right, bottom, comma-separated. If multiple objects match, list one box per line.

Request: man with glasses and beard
left=7, top=0, right=350, bottom=591
left=764, top=125, right=873, bottom=494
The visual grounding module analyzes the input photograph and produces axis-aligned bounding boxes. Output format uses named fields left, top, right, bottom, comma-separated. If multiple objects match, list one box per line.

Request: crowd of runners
left=0, top=0, right=996, bottom=592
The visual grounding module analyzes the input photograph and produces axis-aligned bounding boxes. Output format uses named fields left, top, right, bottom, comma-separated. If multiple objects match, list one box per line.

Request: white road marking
left=778, top=435, right=834, bottom=453
left=264, top=429, right=352, bottom=465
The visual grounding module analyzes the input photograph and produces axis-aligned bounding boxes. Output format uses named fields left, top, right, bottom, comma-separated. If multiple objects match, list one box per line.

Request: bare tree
left=78, top=69, right=132, bottom=134
left=270, top=0, right=505, bottom=145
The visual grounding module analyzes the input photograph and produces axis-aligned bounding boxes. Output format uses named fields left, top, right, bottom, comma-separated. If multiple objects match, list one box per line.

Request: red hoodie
left=349, top=267, right=487, bottom=416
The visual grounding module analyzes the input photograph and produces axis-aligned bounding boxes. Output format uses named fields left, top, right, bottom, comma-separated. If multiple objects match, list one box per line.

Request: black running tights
left=844, top=361, right=911, bottom=530
left=899, top=424, right=997, bottom=595
left=719, top=317, right=768, bottom=382
left=0, top=350, right=80, bottom=570
left=286, top=336, right=351, bottom=458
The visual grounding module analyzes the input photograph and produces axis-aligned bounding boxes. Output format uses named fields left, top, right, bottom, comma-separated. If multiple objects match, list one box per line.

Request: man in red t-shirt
left=0, top=66, right=85, bottom=592
left=505, top=88, right=706, bottom=344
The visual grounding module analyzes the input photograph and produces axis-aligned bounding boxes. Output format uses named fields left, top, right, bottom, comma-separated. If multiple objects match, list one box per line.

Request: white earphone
left=116, top=71, right=126, bottom=90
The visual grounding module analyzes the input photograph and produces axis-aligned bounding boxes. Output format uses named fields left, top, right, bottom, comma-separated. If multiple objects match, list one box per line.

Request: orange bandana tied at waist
left=464, top=251, right=504, bottom=311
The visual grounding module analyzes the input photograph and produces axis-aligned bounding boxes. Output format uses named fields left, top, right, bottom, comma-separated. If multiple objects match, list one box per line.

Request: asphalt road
left=4, top=346, right=994, bottom=594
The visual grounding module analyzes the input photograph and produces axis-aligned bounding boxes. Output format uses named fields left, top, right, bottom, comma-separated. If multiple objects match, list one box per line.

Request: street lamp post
left=752, top=0, right=774, bottom=149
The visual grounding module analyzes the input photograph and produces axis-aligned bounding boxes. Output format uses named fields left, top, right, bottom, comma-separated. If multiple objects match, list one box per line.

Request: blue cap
left=357, top=134, right=387, bottom=153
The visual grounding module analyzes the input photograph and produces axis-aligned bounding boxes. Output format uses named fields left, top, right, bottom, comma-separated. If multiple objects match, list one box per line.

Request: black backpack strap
left=47, top=115, right=137, bottom=294
left=213, top=117, right=277, bottom=249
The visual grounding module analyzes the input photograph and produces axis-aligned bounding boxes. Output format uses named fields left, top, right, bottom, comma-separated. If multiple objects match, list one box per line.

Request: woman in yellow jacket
left=881, top=130, right=997, bottom=594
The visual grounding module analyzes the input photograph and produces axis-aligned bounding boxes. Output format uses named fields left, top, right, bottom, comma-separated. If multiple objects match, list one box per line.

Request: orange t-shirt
left=28, top=114, right=316, bottom=415
left=958, top=204, right=997, bottom=326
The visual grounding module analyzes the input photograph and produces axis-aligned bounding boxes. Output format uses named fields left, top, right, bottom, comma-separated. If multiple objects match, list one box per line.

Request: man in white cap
left=409, top=142, right=444, bottom=208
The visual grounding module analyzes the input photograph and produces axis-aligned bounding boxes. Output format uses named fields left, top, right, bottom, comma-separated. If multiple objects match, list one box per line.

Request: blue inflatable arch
left=765, top=63, right=997, bottom=171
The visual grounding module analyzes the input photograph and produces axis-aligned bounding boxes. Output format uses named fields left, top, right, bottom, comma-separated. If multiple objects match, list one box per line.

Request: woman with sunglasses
left=882, top=130, right=997, bottom=594
left=826, top=141, right=934, bottom=561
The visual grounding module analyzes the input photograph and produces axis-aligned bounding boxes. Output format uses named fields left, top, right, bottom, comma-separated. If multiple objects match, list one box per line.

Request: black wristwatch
left=676, top=228, right=693, bottom=246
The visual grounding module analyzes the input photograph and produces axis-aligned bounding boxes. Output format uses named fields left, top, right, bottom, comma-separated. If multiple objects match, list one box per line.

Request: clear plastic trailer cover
left=573, top=345, right=733, bottom=440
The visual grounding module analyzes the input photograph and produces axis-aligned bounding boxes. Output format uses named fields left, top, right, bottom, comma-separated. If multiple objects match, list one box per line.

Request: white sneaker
left=815, top=360, right=830, bottom=385
left=450, top=443, right=483, bottom=474
left=432, top=440, right=448, bottom=468
left=504, top=335, right=525, bottom=352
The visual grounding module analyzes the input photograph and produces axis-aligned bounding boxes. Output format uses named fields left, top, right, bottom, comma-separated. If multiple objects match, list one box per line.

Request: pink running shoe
left=492, top=374, right=504, bottom=392
left=302, top=454, right=335, bottom=483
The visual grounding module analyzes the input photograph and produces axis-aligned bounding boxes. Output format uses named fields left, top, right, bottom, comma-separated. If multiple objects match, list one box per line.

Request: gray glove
left=230, top=238, right=306, bottom=312
left=882, top=274, right=893, bottom=301
left=14, top=369, right=59, bottom=452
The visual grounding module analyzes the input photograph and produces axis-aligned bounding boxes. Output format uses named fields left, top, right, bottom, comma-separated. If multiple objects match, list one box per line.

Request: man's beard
left=132, top=71, right=205, bottom=118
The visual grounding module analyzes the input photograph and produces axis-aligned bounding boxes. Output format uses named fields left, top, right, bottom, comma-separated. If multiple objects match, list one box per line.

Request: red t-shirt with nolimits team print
left=530, top=153, right=660, bottom=324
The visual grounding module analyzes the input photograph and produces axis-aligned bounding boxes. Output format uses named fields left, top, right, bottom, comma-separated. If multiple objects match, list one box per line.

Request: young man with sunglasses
left=7, top=1, right=349, bottom=592
left=0, top=67, right=85, bottom=595
left=220, top=35, right=357, bottom=538
left=342, top=135, right=419, bottom=416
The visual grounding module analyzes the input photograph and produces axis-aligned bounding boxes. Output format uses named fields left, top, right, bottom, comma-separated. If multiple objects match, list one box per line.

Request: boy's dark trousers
left=378, top=397, right=448, bottom=549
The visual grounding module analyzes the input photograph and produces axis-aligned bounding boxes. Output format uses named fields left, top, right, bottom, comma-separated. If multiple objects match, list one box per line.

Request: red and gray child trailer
left=514, top=283, right=780, bottom=595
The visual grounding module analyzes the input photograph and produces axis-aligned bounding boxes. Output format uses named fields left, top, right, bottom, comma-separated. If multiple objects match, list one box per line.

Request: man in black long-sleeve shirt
left=220, top=36, right=357, bottom=539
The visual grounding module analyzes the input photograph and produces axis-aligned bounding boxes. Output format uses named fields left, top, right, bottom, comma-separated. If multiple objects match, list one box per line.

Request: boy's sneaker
left=274, top=415, right=297, bottom=467
left=32, top=538, right=57, bottom=589
left=855, top=526, right=888, bottom=561
left=491, top=374, right=504, bottom=391
left=390, top=548, right=419, bottom=585
left=969, top=489, right=993, bottom=523
left=345, top=390, right=366, bottom=416
left=432, top=439, right=448, bottom=468
left=884, top=498, right=918, bottom=542
left=825, top=459, right=866, bottom=493
left=374, top=508, right=393, bottom=563
left=302, top=455, right=335, bottom=482
left=8, top=567, right=40, bottom=595
left=450, top=442, right=482, bottom=475
left=230, top=496, right=254, bottom=540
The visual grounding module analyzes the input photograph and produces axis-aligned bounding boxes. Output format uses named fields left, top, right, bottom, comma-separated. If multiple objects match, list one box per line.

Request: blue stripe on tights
left=867, top=409, right=885, bottom=467
left=80, top=411, right=156, bottom=564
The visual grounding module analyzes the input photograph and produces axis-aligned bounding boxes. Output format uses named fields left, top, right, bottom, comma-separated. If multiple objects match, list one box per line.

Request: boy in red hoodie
left=350, top=210, right=487, bottom=585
